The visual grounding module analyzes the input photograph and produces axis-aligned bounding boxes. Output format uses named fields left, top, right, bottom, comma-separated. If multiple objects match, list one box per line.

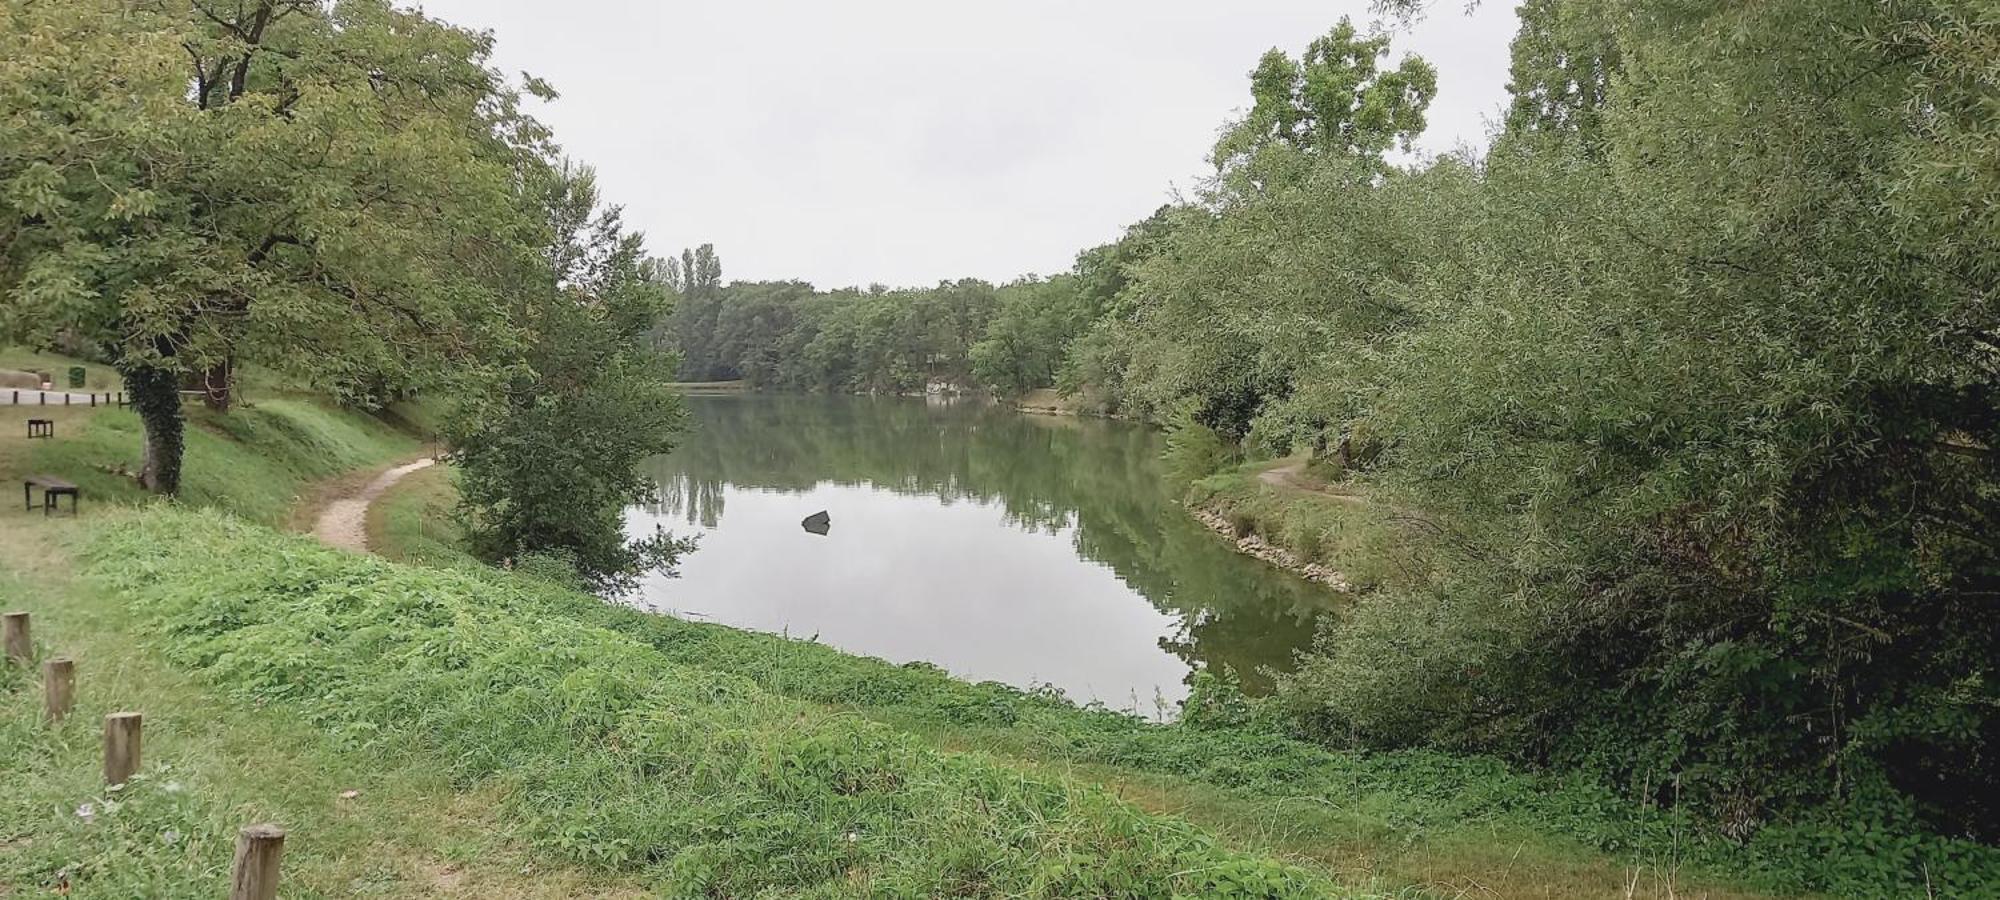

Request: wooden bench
left=24, top=475, right=78, bottom=516
left=26, top=419, right=52, bottom=439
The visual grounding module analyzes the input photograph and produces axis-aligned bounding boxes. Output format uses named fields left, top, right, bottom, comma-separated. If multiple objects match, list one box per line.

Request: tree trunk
left=202, top=358, right=233, bottom=412
left=123, top=366, right=184, bottom=496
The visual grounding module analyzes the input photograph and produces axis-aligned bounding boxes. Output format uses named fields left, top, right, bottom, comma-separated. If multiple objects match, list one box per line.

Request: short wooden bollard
left=103, top=712, right=142, bottom=786
left=229, top=824, right=286, bottom=900
left=44, top=657, right=74, bottom=722
left=2, top=611, right=29, bottom=665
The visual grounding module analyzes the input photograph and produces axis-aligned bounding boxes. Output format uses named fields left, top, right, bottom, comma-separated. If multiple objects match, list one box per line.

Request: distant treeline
left=662, top=247, right=1105, bottom=397
left=660, top=0, right=2000, bottom=868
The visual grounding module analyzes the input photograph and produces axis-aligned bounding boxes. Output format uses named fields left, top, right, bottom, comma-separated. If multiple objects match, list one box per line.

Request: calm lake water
left=624, top=394, right=1341, bottom=716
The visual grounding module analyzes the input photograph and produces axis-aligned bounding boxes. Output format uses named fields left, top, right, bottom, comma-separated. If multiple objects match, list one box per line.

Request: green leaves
left=446, top=163, right=690, bottom=594
left=4, top=161, right=70, bottom=219
left=1212, top=18, right=1437, bottom=179
left=104, top=189, right=161, bottom=222
left=1016, top=0, right=2000, bottom=863
left=0, top=0, right=558, bottom=491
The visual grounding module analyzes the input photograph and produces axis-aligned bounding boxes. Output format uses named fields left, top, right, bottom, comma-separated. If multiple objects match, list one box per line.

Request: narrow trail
left=312, top=457, right=435, bottom=553
left=1257, top=459, right=1368, bottom=505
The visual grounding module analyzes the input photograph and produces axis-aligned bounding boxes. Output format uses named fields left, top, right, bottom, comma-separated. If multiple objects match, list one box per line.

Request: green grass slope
left=76, top=509, right=1343, bottom=898
left=13, top=398, right=417, bottom=525
left=370, top=466, right=1999, bottom=898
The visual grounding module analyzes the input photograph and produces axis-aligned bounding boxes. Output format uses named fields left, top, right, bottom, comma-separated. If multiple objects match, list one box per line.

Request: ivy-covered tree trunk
left=122, top=365, right=184, bottom=496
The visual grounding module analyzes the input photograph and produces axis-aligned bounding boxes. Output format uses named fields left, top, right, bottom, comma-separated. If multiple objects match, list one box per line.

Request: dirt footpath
left=311, top=458, right=435, bottom=552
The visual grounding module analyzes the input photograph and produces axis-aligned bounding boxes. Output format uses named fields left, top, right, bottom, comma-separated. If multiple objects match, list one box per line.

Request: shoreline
left=1189, top=505, right=1352, bottom=591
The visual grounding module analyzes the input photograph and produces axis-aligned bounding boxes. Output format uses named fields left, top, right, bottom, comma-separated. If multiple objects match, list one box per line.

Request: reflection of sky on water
left=630, top=481, right=1191, bottom=716
left=624, top=396, right=1343, bottom=719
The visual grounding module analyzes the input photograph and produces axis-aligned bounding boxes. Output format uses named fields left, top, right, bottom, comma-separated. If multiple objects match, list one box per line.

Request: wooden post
left=229, top=824, right=286, bottom=900
left=44, top=657, right=74, bottom=722
left=103, top=712, right=142, bottom=785
left=2, top=612, right=28, bottom=665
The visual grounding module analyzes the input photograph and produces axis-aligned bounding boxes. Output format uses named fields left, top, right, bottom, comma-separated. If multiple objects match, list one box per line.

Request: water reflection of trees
left=648, top=472, right=727, bottom=528
left=640, top=395, right=1344, bottom=692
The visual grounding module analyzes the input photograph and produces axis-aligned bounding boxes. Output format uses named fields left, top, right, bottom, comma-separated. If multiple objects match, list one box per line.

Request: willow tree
left=1286, top=0, right=2000, bottom=848
left=1106, top=18, right=1437, bottom=443
left=0, top=0, right=534, bottom=493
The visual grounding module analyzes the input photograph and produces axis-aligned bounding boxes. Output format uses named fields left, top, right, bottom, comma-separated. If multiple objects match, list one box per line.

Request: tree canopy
left=2, top=0, right=689, bottom=587
left=1, top=0, right=538, bottom=492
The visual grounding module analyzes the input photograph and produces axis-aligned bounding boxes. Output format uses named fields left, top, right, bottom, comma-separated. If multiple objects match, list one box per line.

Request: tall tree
left=0, top=0, right=530, bottom=493
left=1106, top=20, right=1437, bottom=442
left=447, top=164, right=689, bottom=594
left=1211, top=18, right=1437, bottom=184
left=1283, top=0, right=2000, bottom=842
left=663, top=244, right=727, bottom=379
left=1501, top=0, right=1620, bottom=152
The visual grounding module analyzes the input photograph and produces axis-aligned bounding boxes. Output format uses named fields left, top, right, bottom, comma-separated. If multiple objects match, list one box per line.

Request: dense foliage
left=444, top=164, right=689, bottom=593
left=0, top=0, right=686, bottom=585
left=0, top=0, right=529, bottom=492
left=666, top=270, right=1052, bottom=395
left=1268, top=0, right=2000, bottom=849
left=661, top=2, right=2000, bottom=857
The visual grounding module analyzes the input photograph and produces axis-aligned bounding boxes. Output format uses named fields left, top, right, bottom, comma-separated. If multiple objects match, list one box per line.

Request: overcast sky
left=411, top=1, right=1521, bottom=289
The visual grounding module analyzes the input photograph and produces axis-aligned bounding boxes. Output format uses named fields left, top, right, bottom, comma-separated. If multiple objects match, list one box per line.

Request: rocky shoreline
left=1191, top=507, right=1352, bottom=591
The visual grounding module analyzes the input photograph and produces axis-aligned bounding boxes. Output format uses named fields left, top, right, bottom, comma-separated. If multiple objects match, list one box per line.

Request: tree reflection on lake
left=626, top=394, right=1342, bottom=716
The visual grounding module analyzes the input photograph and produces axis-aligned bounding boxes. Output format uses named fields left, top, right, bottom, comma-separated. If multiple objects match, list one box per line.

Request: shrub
left=1163, top=414, right=1238, bottom=487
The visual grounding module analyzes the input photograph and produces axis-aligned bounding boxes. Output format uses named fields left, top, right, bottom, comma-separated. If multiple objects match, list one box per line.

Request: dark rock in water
left=802, top=510, right=831, bottom=535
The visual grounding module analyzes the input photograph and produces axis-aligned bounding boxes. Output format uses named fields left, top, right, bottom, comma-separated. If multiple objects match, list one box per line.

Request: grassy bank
left=60, top=400, right=421, bottom=524
left=0, top=523, right=653, bottom=899
left=370, top=469, right=2000, bottom=898
left=9, top=390, right=1990, bottom=897
left=0, top=349, right=122, bottom=391
left=5, top=393, right=420, bottom=526
left=76, top=509, right=1337, bottom=898
left=1183, top=458, right=1413, bottom=593
left=0, top=395, right=662, bottom=896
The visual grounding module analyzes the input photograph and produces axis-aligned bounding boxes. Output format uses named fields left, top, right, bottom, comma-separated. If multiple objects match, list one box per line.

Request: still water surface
left=625, top=395, right=1341, bottom=716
